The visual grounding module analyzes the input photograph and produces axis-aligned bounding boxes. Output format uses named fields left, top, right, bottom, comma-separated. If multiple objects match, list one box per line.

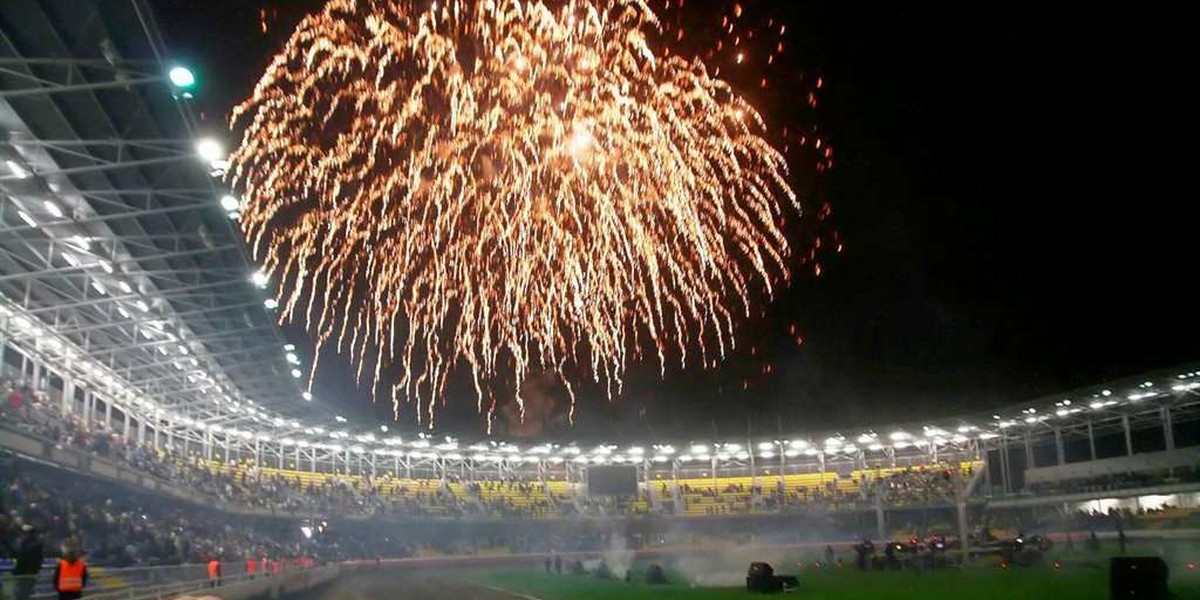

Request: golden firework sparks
left=229, top=0, right=800, bottom=430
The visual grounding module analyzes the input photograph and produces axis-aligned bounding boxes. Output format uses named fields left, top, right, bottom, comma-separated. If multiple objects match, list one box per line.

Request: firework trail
left=229, top=0, right=800, bottom=429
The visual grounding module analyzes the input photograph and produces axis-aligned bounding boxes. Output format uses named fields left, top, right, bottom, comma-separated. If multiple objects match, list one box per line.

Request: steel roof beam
left=0, top=154, right=188, bottom=182
left=0, top=201, right=220, bottom=236
left=71, top=326, right=277, bottom=358
left=0, top=244, right=238, bottom=283
left=17, top=278, right=248, bottom=315
left=5, top=298, right=262, bottom=341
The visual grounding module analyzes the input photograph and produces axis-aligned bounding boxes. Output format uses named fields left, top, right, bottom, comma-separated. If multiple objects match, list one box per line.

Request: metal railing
left=1, top=564, right=304, bottom=600
left=89, top=571, right=271, bottom=600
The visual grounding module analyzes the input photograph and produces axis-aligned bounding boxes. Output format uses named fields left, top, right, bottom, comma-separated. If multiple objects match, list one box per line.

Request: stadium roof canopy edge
left=0, top=0, right=330, bottom=432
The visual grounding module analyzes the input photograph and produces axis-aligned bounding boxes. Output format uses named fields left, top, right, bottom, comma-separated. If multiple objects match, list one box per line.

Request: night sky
left=151, top=1, right=1195, bottom=440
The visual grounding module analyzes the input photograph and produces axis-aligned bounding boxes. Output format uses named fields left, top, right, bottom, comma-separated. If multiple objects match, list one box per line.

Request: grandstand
left=3, top=357, right=1197, bottom=525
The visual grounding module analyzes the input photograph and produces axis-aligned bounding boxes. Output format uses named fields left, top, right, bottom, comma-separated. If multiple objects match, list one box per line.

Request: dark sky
left=151, top=1, right=1195, bottom=440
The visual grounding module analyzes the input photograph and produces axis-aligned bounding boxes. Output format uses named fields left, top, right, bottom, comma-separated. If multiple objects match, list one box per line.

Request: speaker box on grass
left=1109, top=556, right=1169, bottom=600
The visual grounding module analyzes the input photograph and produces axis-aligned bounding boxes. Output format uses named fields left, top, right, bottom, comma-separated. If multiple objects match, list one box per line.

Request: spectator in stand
left=4, top=383, right=30, bottom=422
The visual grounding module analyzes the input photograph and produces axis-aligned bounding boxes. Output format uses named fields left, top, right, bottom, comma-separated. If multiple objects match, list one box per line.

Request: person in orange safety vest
left=54, top=546, right=88, bottom=600
left=245, top=557, right=258, bottom=577
left=207, top=558, right=222, bottom=587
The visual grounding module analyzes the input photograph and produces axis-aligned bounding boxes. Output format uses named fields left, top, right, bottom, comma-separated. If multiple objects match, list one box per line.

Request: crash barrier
left=0, top=563, right=339, bottom=600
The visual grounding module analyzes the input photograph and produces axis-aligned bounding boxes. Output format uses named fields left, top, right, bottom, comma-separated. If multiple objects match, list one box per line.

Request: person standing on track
left=207, top=558, right=222, bottom=587
left=54, top=545, right=87, bottom=600
left=13, top=525, right=44, bottom=600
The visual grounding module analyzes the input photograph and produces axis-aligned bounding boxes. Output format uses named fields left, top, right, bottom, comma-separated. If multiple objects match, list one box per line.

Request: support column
left=1054, top=428, right=1065, bottom=465
left=1122, top=415, right=1134, bottom=456
left=778, top=444, right=786, bottom=506
left=748, top=442, right=757, bottom=487
left=31, top=361, right=42, bottom=393
left=61, top=378, right=75, bottom=416
left=137, top=419, right=146, bottom=444
left=104, top=398, right=112, bottom=427
left=999, top=437, right=1011, bottom=494
left=711, top=456, right=718, bottom=491
left=1162, top=406, right=1175, bottom=452
left=255, top=440, right=262, bottom=468
left=123, top=414, right=131, bottom=440
left=874, top=494, right=887, bottom=541
left=818, top=451, right=827, bottom=494
left=984, top=447, right=995, bottom=494
left=1087, top=420, right=1097, bottom=460
left=955, top=472, right=970, bottom=564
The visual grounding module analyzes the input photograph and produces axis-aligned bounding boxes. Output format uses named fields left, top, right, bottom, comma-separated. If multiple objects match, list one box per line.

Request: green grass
left=471, top=561, right=1200, bottom=600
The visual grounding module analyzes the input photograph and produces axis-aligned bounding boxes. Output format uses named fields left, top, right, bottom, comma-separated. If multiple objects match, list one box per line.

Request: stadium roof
left=0, top=0, right=326, bottom=433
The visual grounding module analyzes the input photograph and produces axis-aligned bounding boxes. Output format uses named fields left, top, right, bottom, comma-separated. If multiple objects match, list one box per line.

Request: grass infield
left=472, top=556, right=1200, bottom=600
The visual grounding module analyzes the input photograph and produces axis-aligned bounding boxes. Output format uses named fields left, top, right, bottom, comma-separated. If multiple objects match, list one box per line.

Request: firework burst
left=229, top=0, right=800, bottom=429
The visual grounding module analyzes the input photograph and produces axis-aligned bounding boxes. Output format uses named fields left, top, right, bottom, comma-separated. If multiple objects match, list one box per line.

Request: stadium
left=1, top=1, right=1195, bottom=600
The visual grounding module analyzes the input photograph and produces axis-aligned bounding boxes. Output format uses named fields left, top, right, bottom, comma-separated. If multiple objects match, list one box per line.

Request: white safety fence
left=0, top=562, right=297, bottom=600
